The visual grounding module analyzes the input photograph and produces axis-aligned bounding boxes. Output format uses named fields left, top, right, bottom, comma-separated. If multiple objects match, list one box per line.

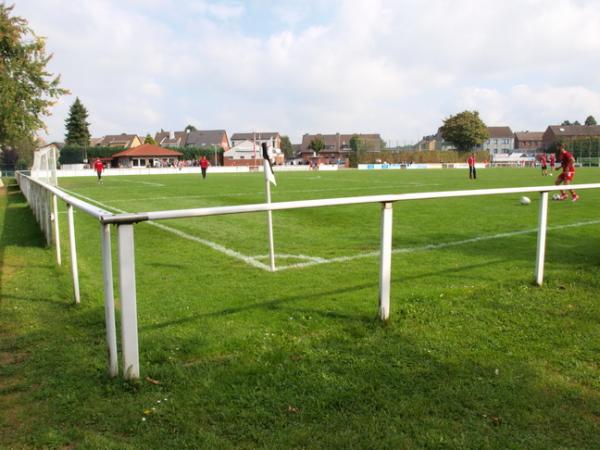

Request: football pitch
left=3, top=167, right=600, bottom=448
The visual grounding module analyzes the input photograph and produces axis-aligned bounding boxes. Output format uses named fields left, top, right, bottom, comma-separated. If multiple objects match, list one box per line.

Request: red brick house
left=542, top=125, right=600, bottom=149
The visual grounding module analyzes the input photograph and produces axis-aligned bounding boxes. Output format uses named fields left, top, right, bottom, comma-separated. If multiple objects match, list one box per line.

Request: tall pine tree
left=64, top=97, right=91, bottom=146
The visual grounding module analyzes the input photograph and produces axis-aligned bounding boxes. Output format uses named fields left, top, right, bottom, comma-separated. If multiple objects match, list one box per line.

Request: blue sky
left=15, top=0, right=600, bottom=145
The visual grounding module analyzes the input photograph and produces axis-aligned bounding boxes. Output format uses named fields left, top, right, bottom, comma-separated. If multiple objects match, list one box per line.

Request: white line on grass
left=60, top=188, right=269, bottom=270
left=109, top=179, right=166, bottom=187
left=60, top=187, right=600, bottom=272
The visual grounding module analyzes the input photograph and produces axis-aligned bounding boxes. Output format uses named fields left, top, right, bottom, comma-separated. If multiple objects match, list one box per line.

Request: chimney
left=169, top=131, right=175, bottom=140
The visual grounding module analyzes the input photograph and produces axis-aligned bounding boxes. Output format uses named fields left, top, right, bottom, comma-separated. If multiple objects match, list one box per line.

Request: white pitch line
left=60, top=188, right=269, bottom=271
left=273, top=219, right=600, bottom=271
left=59, top=187, right=600, bottom=273
left=110, top=179, right=166, bottom=187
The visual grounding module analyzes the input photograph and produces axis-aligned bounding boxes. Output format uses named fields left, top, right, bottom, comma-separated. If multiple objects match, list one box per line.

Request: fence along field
left=17, top=166, right=600, bottom=380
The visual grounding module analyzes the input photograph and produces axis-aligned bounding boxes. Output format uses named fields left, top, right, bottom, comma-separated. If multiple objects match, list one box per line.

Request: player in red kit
left=539, top=153, right=547, bottom=176
left=549, top=152, right=555, bottom=171
left=554, top=144, right=579, bottom=201
left=467, top=153, right=476, bottom=179
left=94, top=158, right=104, bottom=182
left=199, top=155, right=210, bottom=179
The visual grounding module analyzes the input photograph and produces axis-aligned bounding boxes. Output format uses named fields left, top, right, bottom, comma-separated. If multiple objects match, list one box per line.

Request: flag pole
left=262, top=143, right=276, bottom=271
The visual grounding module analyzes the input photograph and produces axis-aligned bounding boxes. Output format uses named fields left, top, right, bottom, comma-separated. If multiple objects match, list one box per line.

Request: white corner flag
left=261, top=142, right=277, bottom=186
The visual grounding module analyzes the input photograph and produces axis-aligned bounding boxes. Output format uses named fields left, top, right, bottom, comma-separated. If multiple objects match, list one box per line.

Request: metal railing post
left=379, top=202, right=394, bottom=320
left=67, top=203, right=81, bottom=304
left=535, top=191, right=549, bottom=286
left=118, top=223, right=140, bottom=379
left=101, top=223, right=118, bottom=377
left=52, top=194, right=61, bottom=266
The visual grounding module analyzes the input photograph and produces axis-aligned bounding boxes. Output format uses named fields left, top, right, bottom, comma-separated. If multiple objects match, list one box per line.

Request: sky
left=15, top=0, right=600, bottom=145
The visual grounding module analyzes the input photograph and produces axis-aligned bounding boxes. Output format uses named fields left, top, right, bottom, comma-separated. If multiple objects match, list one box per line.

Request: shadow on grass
left=141, top=258, right=508, bottom=332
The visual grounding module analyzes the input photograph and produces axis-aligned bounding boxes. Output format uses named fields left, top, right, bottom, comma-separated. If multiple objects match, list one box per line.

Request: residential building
left=154, top=129, right=230, bottom=150
left=94, top=134, right=142, bottom=148
left=230, top=132, right=280, bottom=149
left=514, top=131, right=544, bottom=153
left=223, top=140, right=284, bottom=167
left=478, top=127, right=514, bottom=155
left=542, top=125, right=600, bottom=149
left=299, top=133, right=382, bottom=165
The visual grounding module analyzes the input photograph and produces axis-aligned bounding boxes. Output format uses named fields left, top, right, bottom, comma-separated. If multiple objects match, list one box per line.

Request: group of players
left=539, top=144, right=579, bottom=202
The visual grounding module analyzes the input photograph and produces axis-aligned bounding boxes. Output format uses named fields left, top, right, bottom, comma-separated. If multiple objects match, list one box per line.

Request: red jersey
left=559, top=150, right=575, bottom=172
left=94, top=160, right=104, bottom=173
left=467, top=155, right=475, bottom=166
left=200, top=158, right=209, bottom=169
left=549, top=154, right=555, bottom=166
left=540, top=154, right=547, bottom=165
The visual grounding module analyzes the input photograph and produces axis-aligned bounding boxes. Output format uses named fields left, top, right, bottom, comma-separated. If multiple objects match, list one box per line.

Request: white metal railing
left=15, top=171, right=600, bottom=380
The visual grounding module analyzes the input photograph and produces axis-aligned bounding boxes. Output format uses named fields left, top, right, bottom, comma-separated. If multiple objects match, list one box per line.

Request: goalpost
left=31, top=144, right=59, bottom=187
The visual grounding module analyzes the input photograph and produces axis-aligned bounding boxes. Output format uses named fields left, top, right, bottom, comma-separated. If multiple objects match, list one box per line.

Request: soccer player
left=94, top=158, right=104, bottom=182
left=554, top=144, right=579, bottom=201
left=549, top=152, right=555, bottom=171
left=539, top=153, right=548, bottom=176
left=467, top=153, right=476, bottom=179
left=199, top=155, right=210, bottom=179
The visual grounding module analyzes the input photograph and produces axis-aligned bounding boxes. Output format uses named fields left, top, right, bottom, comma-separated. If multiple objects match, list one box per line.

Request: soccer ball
left=520, top=196, right=531, bottom=205
left=552, top=194, right=561, bottom=201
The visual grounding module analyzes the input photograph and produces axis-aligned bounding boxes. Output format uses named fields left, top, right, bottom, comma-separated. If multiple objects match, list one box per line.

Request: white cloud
left=14, top=0, right=600, bottom=144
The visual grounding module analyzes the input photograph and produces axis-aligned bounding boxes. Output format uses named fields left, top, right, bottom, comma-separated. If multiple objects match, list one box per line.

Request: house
left=94, top=134, right=142, bottom=148
left=299, top=133, right=382, bottom=166
left=514, top=131, right=544, bottom=153
left=230, top=132, right=280, bottom=150
left=223, top=140, right=284, bottom=167
left=477, top=127, right=514, bottom=156
left=542, top=125, right=600, bottom=149
left=111, top=144, right=183, bottom=168
left=185, top=130, right=230, bottom=151
left=155, top=129, right=230, bottom=151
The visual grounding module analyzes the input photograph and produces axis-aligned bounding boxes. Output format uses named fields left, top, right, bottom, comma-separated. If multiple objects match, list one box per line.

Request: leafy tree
left=440, top=111, right=489, bottom=152
left=561, top=120, right=572, bottom=126
left=0, top=4, right=68, bottom=150
left=573, top=120, right=581, bottom=126
left=280, top=135, right=293, bottom=158
left=585, top=115, right=597, bottom=126
left=308, top=136, right=325, bottom=153
left=144, top=133, right=157, bottom=145
left=185, top=124, right=197, bottom=133
left=64, top=97, right=90, bottom=146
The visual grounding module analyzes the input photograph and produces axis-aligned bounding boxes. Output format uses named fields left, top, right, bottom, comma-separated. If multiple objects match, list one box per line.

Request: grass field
left=2, top=167, right=600, bottom=448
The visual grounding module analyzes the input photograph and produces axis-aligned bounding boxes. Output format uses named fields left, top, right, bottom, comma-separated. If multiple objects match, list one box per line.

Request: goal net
left=31, top=144, right=59, bottom=186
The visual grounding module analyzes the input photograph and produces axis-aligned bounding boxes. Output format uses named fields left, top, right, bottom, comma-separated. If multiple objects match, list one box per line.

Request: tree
left=585, top=115, right=597, bottom=126
left=439, top=111, right=489, bottom=152
left=0, top=4, right=68, bottom=150
left=64, top=97, right=91, bottom=146
left=573, top=120, right=581, bottom=126
left=561, top=120, right=572, bottom=126
left=280, top=135, right=293, bottom=158
left=144, top=133, right=156, bottom=145
left=185, top=124, right=197, bottom=133
left=308, top=136, right=325, bottom=152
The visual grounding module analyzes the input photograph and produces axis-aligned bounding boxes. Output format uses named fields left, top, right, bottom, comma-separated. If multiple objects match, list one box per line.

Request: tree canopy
left=0, top=4, right=68, bottom=151
left=280, top=135, right=293, bottom=158
left=144, top=133, right=157, bottom=145
left=308, top=136, right=325, bottom=153
left=185, top=124, right=197, bottom=133
left=585, top=115, right=597, bottom=126
left=64, top=97, right=90, bottom=146
left=440, top=111, right=489, bottom=152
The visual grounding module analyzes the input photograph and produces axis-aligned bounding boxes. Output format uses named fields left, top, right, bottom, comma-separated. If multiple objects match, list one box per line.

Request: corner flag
left=261, top=142, right=277, bottom=186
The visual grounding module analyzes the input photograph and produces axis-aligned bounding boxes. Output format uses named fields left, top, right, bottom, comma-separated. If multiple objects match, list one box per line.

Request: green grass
left=2, top=167, right=600, bottom=449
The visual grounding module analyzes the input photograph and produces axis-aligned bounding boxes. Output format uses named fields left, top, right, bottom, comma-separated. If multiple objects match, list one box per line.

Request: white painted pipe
left=379, top=202, right=393, bottom=320
left=101, top=223, right=118, bottom=377
left=118, top=224, right=139, bottom=379
left=52, top=194, right=61, bottom=266
left=535, top=191, right=549, bottom=286
left=67, top=204, right=80, bottom=304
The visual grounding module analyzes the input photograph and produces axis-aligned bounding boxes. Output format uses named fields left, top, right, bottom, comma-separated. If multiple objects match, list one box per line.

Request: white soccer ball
left=552, top=194, right=561, bottom=201
left=520, top=196, right=531, bottom=205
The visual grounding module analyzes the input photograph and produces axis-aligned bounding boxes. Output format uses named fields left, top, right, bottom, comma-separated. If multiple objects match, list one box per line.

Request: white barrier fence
left=15, top=171, right=600, bottom=380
